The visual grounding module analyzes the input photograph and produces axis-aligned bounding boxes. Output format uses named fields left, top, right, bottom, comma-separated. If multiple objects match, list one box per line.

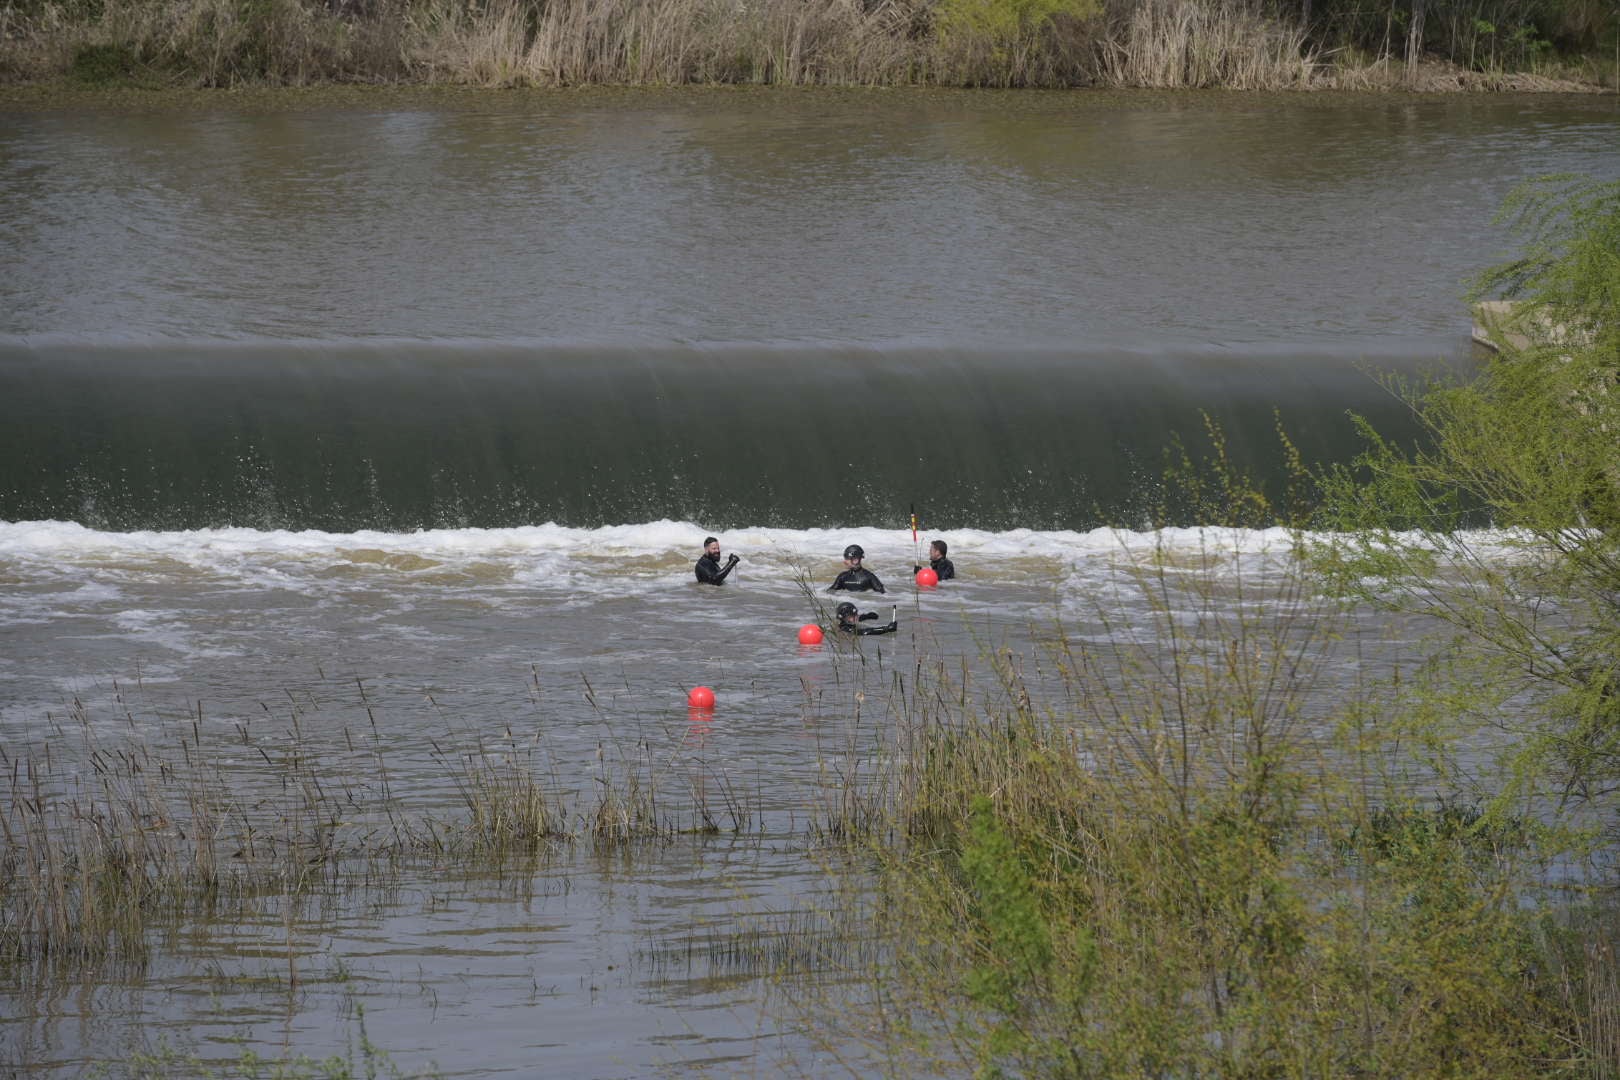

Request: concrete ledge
left=1471, top=300, right=1593, bottom=354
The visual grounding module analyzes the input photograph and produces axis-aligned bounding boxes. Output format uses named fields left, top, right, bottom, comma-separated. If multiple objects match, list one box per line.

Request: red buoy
left=687, top=685, right=716, bottom=709
left=915, top=567, right=940, bottom=588
left=798, top=624, right=824, bottom=645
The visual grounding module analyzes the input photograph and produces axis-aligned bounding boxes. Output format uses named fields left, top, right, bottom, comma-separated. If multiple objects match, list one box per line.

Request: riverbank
left=1, top=0, right=1612, bottom=92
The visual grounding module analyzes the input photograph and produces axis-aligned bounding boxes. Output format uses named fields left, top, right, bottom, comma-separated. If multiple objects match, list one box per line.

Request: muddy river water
left=2, top=89, right=1618, bottom=1076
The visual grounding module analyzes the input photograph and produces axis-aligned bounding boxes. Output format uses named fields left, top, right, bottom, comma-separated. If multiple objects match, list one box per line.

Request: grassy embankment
left=0, top=0, right=1613, bottom=90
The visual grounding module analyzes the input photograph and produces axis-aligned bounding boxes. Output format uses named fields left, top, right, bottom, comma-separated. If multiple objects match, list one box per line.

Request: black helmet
left=843, top=544, right=864, bottom=559
left=835, top=602, right=858, bottom=619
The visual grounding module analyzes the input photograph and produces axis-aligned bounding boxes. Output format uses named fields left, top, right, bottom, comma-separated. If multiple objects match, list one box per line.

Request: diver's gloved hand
left=726, top=553, right=740, bottom=565
left=859, top=611, right=879, bottom=621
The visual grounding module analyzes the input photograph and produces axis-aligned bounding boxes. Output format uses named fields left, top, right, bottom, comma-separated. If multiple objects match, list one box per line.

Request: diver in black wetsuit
left=694, top=536, right=740, bottom=586
left=913, top=539, right=956, bottom=581
left=828, top=544, right=886, bottom=593
left=835, top=601, right=898, bottom=636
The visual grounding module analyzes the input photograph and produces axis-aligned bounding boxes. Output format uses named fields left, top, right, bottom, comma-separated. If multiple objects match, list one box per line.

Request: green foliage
left=934, top=0, right=1096, bottom=51
left=864, top=678, right=1585, bottom=1076
left=1355, top=797, right=1525, bottom=862
left=36, top=0, right=396, bottom=87
left=1156, top=411, right=1314, bottom=529
left=924, top=0, right=1098, bottom=86
left=1475, top=174, right=1620, bottom=361
left=832, top=517, right=1620, bottom=1078
left=1301, top=0, right=1614, bottom=71
left=1293, top=170, right=1620, bottom=1053
left=958, top=795, right=1058, bottom=1012
left=3, top=0, right=1613, bottom=86
left=1311, top=174, right=1620, bottom=799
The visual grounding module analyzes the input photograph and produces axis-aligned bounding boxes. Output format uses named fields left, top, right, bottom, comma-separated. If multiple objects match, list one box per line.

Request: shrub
left=69, top=41, right=138, bottom=82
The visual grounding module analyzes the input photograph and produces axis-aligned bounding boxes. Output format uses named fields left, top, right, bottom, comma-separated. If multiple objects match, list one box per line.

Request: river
left=2, top=88, right=1617, bottom=1077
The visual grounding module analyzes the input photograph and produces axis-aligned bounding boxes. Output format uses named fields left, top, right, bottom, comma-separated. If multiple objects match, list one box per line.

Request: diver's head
left=842, top=544, right=864, bottom=565
left=835, top=601, right=859, bottom=625
left=930, top=539, right=947, bottom=559
left=703, top=536, right=720, bottom=557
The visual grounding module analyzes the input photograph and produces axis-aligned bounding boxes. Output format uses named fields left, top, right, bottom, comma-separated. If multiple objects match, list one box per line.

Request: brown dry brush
left=0, top=0, right=417, bottom=85
left=3, top=0, right=1606, bottom=89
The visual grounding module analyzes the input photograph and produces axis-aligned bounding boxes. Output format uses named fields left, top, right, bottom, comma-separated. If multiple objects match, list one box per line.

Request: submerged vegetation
left=0, top=686, right=755, bottom=970
left=0, top=0, right=1612, bottom=88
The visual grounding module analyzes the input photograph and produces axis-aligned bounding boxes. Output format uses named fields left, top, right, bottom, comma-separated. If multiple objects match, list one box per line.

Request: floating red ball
left=916, top=567, right=940, bottom=588
left=798, top=624, right=824, bottom=645
left=687, top=685, right=716, bottom=709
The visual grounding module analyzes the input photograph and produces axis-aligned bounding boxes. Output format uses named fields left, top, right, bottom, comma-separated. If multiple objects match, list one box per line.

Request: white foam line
left=0, top=518, right=1539, bottom=570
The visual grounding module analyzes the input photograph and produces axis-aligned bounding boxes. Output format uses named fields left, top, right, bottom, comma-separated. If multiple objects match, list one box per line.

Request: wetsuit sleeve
left=697, top=555, right=738, bottom=585
left=869, top=572, right=886, bottom=593
left=858, top=618, right=898, bottom=636
left=939, top=559, right=955, bottom=580
left=828, top=570, right=850, bottom=592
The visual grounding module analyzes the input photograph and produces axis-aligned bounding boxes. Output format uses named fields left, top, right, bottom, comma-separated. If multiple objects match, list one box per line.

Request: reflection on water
left=3, top=92, right=1617, bottom=348
left=3, top=847, right=857, bottom=1078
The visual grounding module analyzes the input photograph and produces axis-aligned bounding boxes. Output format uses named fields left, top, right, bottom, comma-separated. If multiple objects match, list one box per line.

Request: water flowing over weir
left=6, top=93, right=1620, bottom=1078
left=0, top=339, right=1448, bottom=531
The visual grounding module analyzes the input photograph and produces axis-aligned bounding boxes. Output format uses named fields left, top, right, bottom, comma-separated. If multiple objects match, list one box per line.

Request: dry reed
left=1095, top=0, right=1318, bottom=88
left=411, top=0, right=925, bottom=86
left=7, top=0, right=1597, bottom=89
left=0, top=685, right=756, bottom=968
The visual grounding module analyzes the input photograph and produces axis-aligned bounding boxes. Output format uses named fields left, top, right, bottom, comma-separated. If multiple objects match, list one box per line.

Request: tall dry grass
left=21, top=0, right=1580, bottom=90
left=409, top=0, right=925, bottom=86
left=1095, top=0, right=1318, bottom=87
left=2, top=0, right=414, bottom=85
left=397, top=0, right=1321, bottom=88
left=5, top=0, right=1610, bottom=90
